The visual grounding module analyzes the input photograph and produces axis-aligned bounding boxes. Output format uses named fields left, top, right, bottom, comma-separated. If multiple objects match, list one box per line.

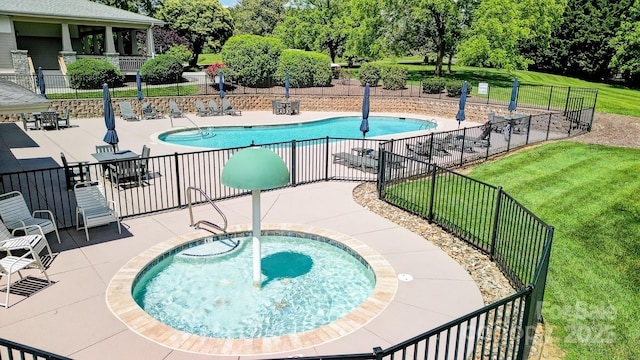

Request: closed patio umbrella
left=218, top=71, right=225, bottom=99
left=508, top=77, right=519, bottom=113
left=285, top=72, right=290, bottom=99
left=136, top=70, right=143, bottom=101
left=360, top=83, right=370, bottom=153
left=37, top=67, right=46, bottom=98
left=102, top=84, right=118, bottom=151
left=456, top=81, right=468, bottom=128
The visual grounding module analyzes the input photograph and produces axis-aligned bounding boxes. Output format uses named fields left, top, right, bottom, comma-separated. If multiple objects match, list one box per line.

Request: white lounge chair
left=169, top=101, right=184, bottom=117
left=208, top=100, right=223, bottom=116
left=74, top=181, right=121, bottom=241
left=0, top=244, right=51, bottom=308
left=195, top=100, right=210, bottom=116
left=0, top=191, right=61, bottom=244
left=118, top=101, right=140, bottom=121
left=0, top=220, right=52, bottom=259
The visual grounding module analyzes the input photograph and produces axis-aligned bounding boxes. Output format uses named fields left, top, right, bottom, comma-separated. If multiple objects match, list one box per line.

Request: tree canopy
left=154, top=0, right=234, bottom=67
left=231, top=0, right=286, bottom=36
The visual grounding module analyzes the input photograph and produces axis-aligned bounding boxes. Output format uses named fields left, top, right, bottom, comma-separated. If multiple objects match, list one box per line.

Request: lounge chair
left=415, top=136, right=451, bottom=157
left=195, top=100, right=210, bottom=116
left=57, top=106, right=70, bottom=128
left=222, top=99, right=242, bottom=116
left=142, top=102, right=161, bottom=119
left=74, top=181, right=121, bottom=241
left=406, top=143, right=433, bottom=159
left=118, top=101, right=140, bottom=121
left=60, top=152, right=91, bottom=190
left=332, top=152, right=378, bottom=172
left=0, top=191, right=61, bottom=244
left=0, top=237, right=51, bottom=308
left=208, top=100, right=223, bottom=116
left=20, top=113, right=39, bottom=131
left=169, top=101, right=184, bottom=117
left=0, top=218, right=53, bottom=259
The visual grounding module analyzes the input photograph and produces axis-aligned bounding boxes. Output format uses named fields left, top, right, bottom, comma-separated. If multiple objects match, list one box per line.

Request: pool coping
left=106, top=223, right=398, bottom=356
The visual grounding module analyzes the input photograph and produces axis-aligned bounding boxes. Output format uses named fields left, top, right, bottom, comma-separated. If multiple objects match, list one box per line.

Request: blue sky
left=220, top=0, right=238, bottom=7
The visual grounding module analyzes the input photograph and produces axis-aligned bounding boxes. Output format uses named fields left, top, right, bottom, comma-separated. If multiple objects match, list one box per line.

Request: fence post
left=563, top=87, right=571, bottom=115
left=516, top=288, right=537, bottom=360
left=324, top=136, right=330, bottom=181
left=525, top=115, right=531, bottom=144
left=589, top=89, right=599, bottom=131
left=427, top=164, right=437, bottom=222
left=545, top=113, right=552, bottom=141
left=377, top=149, right=386, bottom=197
left=490, top=187, right=503, bottom=258
left=291, top=140, right=297, bottom=186
left=373, top=346, right=384, bottom=360
left=174, top=152, right=182, bottom=207
left=547, top=86, right=554, bottom=110
left=486, top=83, right=491, bottom=104
left=459, top=127, right=466, bottom=166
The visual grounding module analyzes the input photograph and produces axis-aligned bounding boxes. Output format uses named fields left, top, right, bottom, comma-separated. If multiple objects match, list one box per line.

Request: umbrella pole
left=251, top=189, right=262, bottom=288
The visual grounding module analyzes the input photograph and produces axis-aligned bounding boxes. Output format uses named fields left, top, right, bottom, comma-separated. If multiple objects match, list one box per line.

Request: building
left=0, top=0, right=164, bottom=77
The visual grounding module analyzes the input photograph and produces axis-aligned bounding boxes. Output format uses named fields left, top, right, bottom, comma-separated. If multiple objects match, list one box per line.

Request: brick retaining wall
left=1, top=95, right=546, bottom=124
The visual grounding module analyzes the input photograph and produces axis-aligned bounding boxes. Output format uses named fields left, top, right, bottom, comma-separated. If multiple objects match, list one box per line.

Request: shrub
left=140, top=55, right=184, bottom=84
left=358, top=63, right=381, bottom=86
left=205, top=62, right=225, bottom=80
left=67, top=58, right=124, bottom=89
left=220, top=35, right=285, bottom=87
left=164, top=44, right=192, bottom=65
left=380, top=65, right=408, bottom=90
left=422, top=78, right=446, bottom=94
left=275, top=50, right=332, bottom=88
left=445, top=80, right=472, bottom=97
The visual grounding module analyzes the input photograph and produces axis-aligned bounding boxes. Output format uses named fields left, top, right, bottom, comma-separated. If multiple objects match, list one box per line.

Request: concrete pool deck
left=0, top=111, right=484, bottom=359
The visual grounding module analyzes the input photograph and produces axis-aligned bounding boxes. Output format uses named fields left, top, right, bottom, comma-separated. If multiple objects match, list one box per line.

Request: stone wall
left=1, top=95, right=548, bottom=123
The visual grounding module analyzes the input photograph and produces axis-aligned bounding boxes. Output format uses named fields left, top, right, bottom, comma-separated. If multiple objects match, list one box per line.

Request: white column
left=117, top=32, right=125, bottom=54
left=130, top=30, right=139, bottom=55
left=104, top=26, right=115, bottom=53
left=146, top=27, right=155, bottom=57
left=252, top=190, right=262, bottom=288
left=61, top=23, right=73, bottom=51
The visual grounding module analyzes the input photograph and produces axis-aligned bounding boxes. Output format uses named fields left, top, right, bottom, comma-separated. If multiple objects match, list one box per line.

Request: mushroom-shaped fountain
left=221, top=147, right=290, bottom=287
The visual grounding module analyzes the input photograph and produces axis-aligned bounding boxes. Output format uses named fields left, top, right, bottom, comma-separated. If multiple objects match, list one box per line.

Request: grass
left=465, top=142, right=640, bottom=360
left=357, top=57, right=640, bottom=117
left=47, top=84, right=199, bottom=99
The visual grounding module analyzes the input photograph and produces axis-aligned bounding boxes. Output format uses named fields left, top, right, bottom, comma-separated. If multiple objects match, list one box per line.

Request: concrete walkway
left=0, top=111, right=484, bottom=359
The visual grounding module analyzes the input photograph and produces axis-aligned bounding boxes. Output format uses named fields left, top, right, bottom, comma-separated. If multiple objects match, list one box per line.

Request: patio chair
left=142, top=102, right=161, bottom=119
left=289, top=100, right=300, bottom=115
left=169, top=101, right=184, bottom=118
left=96, top=144, right=118, bottom=153
left=0, top=191, right=61, bottom=244
left=332, top=152, right=378, bottom=173
left=60, top=152, right=91, bottom=191
left=74, top=181, right=121, bottom=241
left=108, top=159, right=143, bottom=189
left=208, top=100, right=223, bottom=116
left=1, top=218, right=53, bottom=259
left=222, top=98, right=242, bottom=116
left=118, top=101, right=140, bottom=121
left=57, top=106, right=71, bottom=128
left=20, top=113, right=39, bottom=131
left=0, top=242, right=51, bottom=308
left=139, top=145, right=151, bottom=181
left=195, top=100, right=210, bottom=116
left=40, top=111, right=59, bottom=130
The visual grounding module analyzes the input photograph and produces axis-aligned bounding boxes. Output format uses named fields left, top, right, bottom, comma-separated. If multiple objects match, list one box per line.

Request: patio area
left=0, top=111, right=484, bottom=359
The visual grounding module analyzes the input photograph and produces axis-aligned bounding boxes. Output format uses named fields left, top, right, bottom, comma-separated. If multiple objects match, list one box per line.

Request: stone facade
left=104, top=53, right=120, bottom=69
left=10, top=50, right=30, bottom=76
left=59, top=51, right=77, bottom=67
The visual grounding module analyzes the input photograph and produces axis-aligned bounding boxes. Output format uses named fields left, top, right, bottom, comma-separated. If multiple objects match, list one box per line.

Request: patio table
left=91, top=150, right=139, bottom=162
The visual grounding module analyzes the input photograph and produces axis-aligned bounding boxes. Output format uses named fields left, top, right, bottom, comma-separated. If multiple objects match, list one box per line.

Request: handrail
left=57, top=56, right=68, bottom=75
left=186, top=186, right=227, bottom=233
left=171, top=115, right=211, bottom=137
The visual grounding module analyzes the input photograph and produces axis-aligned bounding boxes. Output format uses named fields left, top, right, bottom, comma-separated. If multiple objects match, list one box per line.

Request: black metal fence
left=1, top=109, right=567, bottom=359
left=1, top=73, right=598, bottom=115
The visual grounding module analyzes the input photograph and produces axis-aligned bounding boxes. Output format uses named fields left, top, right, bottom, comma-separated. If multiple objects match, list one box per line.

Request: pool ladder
left=186, top=186, right=228, bottom=234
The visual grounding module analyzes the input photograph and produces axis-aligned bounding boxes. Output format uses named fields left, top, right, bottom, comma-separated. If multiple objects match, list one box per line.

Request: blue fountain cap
left=221, top=147, right=290, bottom=190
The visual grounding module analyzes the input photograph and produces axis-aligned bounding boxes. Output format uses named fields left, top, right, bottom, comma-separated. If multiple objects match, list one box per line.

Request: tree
left=534, top=0, right=631, bottom=80
left=342, top=0, right=386, bottom=62
left=90, top=0, right=158, bottom=15
left=380, top=0, right=465, bottom=77
left=232, top=0, right=286, bottom=36
left=155, top=0, right=234, bottom=67
left=137, top=27, right=190, bottom=55
left=273, top=0, right=348, bottom=63
left=609, top=0, right=640, bottom=84
left=457, top=0, right=564, bottom=71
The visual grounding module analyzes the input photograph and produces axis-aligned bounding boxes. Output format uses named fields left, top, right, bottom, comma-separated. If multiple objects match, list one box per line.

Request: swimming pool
left=158, top=116, right=436, bottom=149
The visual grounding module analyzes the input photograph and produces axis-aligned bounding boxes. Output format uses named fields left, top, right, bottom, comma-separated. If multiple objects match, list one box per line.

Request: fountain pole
left=252, top=190, right=262, bottom=287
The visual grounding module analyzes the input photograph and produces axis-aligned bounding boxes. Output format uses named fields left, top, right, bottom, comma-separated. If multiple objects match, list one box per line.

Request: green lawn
left=466, top=142, right=640, bottom=360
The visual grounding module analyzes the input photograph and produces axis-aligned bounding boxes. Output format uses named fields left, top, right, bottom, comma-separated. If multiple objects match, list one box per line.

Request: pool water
left=158, top=116, right=436, bottom=149
left=132, top=235, right=376, bottom=339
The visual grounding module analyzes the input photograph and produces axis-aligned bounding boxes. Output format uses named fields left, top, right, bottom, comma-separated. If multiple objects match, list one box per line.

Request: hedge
left=140, top=55, right=184, bottom=84
left=358, top=63, right=381, bottom=86
left=380, top=65, right=408, bottom=90
left=275, top=50, right=332, bottom=88
left=221, top=35, right=285, bottom=87
left=67, top=58, right=124, bottom=89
